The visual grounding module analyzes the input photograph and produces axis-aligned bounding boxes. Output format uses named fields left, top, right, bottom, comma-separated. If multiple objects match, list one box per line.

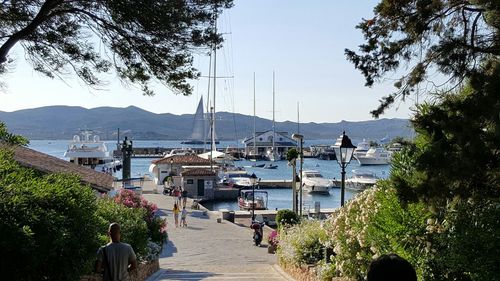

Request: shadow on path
left=160, top=240, right=177, bottom=258
left=147, top=268, right=219, bottom=281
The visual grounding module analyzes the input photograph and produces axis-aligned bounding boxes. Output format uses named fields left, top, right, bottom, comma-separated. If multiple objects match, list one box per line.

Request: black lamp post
left=170, top=158, right=174, bottom=176
left=250, top=172, right=258, bottom=221
left=292, top=133, right=304, bottom=216
left=333, top=131, right=356, bottom=207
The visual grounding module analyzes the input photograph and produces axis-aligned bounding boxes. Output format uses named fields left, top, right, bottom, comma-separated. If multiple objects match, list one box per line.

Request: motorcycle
left=162, top=185, right=174, bottom=196
left=251, top=221, right=265, bottom=246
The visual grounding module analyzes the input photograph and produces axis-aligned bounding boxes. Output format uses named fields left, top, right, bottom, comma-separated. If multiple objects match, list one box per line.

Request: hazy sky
left=0, top=1, right=418, bottom=123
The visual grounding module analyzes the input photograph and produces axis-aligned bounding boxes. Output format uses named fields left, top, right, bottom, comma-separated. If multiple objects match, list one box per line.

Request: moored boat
left=345, top=170, right=379, bottom=192
left=238, top=190, right=268, bottom=210
left=301, top=170, right=332, bottom=194
left=356, top=147, right=391, bottom=165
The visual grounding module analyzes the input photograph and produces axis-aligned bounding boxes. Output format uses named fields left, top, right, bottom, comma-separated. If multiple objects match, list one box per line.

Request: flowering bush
left=278, top=220, right=328, bottom=266
left=114, top=189, right=167, bottom=246
left=320, top=183, right=430, bottom=280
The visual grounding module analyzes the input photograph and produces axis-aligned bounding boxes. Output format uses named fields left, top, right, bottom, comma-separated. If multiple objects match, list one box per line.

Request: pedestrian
left=367, top=253, right=417, bottom=281
left=181, top=188, right=188, bottom=207
left=95, top=223, right=137, bottom=281
left=177, top=187, right=182, bottom=205
left=181, top=206, right=188, bottom=227
left=173, top=203, right=180, bottom=228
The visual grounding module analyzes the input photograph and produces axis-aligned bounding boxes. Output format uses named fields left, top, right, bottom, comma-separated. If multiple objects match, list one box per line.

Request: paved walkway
left=143, top=191, right=294, bottom=281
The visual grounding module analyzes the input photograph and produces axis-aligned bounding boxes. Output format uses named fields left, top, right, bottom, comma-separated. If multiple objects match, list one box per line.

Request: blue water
left=28, top=139, right=391, bottom=211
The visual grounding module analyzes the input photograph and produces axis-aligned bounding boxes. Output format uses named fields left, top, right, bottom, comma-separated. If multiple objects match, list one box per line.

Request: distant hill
left=0, top=106, right=413, bottom=141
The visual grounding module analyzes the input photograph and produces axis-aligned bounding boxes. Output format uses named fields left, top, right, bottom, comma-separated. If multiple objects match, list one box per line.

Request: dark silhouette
left=367, top=253, right=417, bottom=281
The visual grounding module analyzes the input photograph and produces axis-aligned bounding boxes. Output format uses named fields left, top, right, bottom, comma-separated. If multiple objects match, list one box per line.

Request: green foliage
left=95, top=198, right=149, bottom=258
left=286, top=148, right=299, bottom=162
left=0, top=148, right=99, bottom=280
left=275, top=209, right=300, bottom=228
left=277, top=220, right=328, bottom=266
left=346, top=0, right=500, bottom=117
left=320, top=185, right=430, bottom=280
left=0, top=122, right=28, bottom=145
left=0, top=0, right=233, bottom=96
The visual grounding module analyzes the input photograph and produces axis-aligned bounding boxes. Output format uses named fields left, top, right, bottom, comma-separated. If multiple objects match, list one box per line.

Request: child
left=173, top=203, right=180, bottom=228
left=180, top=206, right=188, bottom=227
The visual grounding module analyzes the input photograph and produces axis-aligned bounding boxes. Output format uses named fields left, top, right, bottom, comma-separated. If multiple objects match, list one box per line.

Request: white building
left=149, top=155, right=213, bottom=186
left=243, top=130, right=297, bottom=159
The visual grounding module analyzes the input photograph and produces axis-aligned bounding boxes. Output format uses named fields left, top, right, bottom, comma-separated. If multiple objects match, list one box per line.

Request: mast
left=212, top=8, right=217, bottom=152
left=253, top=72, right=256, bottom=156
left=297, top=102, right=300, bottom=134
left=203, top=52, right=212, bottom=152
left=272, top=71, right=276, bottom=161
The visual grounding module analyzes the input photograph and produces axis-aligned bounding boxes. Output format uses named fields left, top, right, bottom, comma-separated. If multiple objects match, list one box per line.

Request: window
left=279, top=137, right=283, bottom=141
left=187, top=179, right=194, bottom=184
left=259, top=137, right=263, bottom=141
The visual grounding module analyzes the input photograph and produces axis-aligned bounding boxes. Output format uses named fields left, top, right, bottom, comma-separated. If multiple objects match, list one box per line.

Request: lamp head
left=333, top=131, right=356, bottom=165
left=250, top=173, right=258, bottom=185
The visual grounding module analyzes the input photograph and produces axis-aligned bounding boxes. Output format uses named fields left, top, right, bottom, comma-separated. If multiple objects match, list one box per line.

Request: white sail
left=188, top=97, right=206, bottom=141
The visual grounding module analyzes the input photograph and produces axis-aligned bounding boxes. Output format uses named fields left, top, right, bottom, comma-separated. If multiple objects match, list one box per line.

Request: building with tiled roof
left=149, top=155, right=215, bottom=186
left=3, top=144, right=113, bottom=193
left=180, top=168, right=217, bottom=199
left=181, top=168, right=216, bottom=177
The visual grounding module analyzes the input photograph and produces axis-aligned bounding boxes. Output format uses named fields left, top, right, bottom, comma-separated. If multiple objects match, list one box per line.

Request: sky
left=0, top=1, right=418, bottom=123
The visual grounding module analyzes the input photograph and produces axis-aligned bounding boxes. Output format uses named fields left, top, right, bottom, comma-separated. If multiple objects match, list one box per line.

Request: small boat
left=238, top=190, right=268, bottom=210
left=345, top=170, right=379, bottom=192
left=356, top=147, right=391, bottom=165
left=263, top=163, right=278, bottom=169
left=219, top=170, right=256, bottom=189
left=252, top=163, right=266, bottom=168
left=301, top=170, right=332, bottom=194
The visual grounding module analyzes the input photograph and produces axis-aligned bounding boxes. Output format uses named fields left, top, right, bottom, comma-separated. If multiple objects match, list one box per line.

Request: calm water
left=29, top=139, right=391, bottom=211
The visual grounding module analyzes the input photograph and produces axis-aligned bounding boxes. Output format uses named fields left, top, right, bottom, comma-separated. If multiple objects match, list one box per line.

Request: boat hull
left=302, top=183, right=330, bottom=194
left=356, top=157, right=390, bottom=165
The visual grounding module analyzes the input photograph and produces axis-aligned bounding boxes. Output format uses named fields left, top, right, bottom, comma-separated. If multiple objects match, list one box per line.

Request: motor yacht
left=220, top=170, right=256, bottom=189
left=345, top=170, right=379, bottom=192
left=356, top=147, right=391, bottom=165
left=353, top=139, right=371, bottom=159
left=64, top=131, right=122, bottom=173
left=301, top=170, right=333, bottom=194
left=164, top=148, right=196, bottom=157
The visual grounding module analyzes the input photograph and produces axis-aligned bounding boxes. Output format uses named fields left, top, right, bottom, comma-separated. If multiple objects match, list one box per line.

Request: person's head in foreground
left=367, top=253, right=417, bottom=281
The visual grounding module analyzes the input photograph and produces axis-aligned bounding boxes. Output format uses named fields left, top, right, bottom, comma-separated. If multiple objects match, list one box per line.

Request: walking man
left=96, top=223, right=137, bottom=281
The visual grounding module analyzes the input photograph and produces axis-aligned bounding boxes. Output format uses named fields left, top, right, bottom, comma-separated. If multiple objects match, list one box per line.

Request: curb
left=272, top=264, right=297, bottom=281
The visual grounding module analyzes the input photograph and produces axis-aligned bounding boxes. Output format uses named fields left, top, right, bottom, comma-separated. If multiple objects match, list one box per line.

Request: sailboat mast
left=253, top=72, right=256, bottom=156
left=203, top=53, right=212, bottom=152
left=272, top=71, right=276, bottom=160
left=297, top=102, right=300, bottom=134
left=211, top=9, right=217, bottom=151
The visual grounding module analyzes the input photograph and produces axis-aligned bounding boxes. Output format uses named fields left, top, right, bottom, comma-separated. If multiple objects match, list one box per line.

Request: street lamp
left=292, top=133, right=304, bottom=216
left=250, top=173, right=258, bottom=221
left=169, top=158, right=174, bottom=176
left=333, top=131, right=356, bottom=207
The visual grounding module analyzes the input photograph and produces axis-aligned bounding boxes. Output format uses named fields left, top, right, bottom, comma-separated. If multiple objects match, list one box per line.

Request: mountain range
left=0, top=106, right=413, bottom=141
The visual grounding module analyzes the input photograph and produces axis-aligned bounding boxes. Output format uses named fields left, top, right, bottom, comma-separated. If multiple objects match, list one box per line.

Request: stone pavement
left=142, top=191, right=294, bottom=281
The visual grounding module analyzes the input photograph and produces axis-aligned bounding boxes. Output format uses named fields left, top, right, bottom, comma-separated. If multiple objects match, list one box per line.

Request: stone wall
left=80, top=259, right=159, bottom=281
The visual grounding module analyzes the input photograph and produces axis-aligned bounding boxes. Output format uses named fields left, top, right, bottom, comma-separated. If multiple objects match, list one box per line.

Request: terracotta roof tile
left=181, top=168, right=217, bottom=177
left=152, top=155, right=212, bottom=165
left=2, top=144, right=113, bottom=192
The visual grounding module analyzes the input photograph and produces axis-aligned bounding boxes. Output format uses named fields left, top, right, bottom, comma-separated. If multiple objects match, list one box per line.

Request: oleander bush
left=0, top=147, right=100, bottom=280
left=277, top=220, right=328, bottom=266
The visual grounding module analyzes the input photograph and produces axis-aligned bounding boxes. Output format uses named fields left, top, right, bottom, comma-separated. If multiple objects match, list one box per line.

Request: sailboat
left=182, top=97, right=219, bottom=145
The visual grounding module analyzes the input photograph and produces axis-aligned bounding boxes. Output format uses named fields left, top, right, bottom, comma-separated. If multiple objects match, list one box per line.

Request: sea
left=29, top=139, right=391, bottom=211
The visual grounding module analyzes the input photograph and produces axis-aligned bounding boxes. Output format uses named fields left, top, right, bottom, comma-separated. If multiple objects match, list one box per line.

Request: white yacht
left=220, top=170, right=255, bottom=189
left=64, top=131, right=121, bottom=173
left=345, top=170, right=379, bottom=192
left=353, top=139, right=371, bottom=159
left=356, top=147, right=391, bottom=165
left=301, top=170, right=333, bottom=194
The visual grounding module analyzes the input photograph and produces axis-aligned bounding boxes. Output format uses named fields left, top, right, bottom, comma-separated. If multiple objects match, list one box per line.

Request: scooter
left=251, top=221, right=265, bottom=246
left=162, top=185, right=174, bottom=196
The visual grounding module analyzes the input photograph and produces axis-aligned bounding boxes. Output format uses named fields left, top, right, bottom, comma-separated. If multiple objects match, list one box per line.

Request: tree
left=345, top=0, right=500, bottom=117
left=0, top=122, right=28, bottom=145
left=0, top=0, right=233, bottom=96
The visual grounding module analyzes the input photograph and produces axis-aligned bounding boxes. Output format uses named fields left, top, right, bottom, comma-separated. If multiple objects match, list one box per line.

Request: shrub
left=114, top=189, right=167, bottom=246
left=0, top=148, right=100, bottom=280
left=278, top=220, right=328, bottom=266
left=276, top=209, right=300, bottom=228
left=320, top=184, right=430, bottom=280
left=95, top=198, right=149, bottom=259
